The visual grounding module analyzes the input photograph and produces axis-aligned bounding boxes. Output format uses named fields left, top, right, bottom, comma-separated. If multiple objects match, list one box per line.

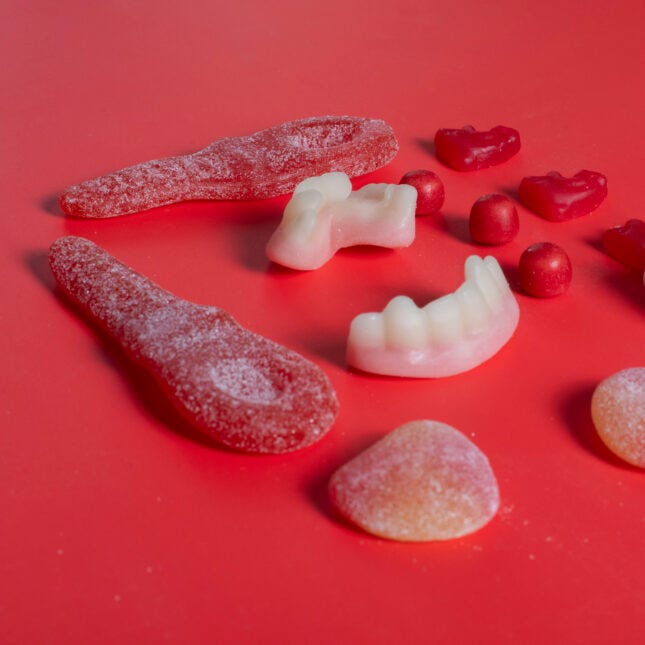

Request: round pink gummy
left=329, top=420, right=500, bottom=541
left=591, top=367, right=645, bottom=468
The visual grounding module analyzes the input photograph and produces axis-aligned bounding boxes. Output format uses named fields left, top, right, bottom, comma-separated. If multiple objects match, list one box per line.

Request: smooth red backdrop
left=2, top=1, right=643, bottom=643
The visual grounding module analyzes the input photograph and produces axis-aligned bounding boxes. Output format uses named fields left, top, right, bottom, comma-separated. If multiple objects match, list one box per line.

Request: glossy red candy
left=602, top=219, right=645, bottom=270
left=469, top=194, right=519, bottom=245
left=48, top=236, right=339, bottom=453
left=398, top=169, right=445, bottom=215
left=59, top=116, right=399, bottom=218
left=518, top=242, right=572, bottom=297
left=434, top=125, right=521, bottom=171
left=518, top=170, right=607, bottom=221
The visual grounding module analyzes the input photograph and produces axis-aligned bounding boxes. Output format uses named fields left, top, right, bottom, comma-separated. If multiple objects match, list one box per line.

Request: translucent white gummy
left=266, top=172, right=417, bottom=270
left=346, top=255, right=520, bottom=377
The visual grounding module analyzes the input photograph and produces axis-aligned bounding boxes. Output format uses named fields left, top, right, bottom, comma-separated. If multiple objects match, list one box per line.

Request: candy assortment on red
left=518, top=170, right=607, bottom=221
left=602, top=219, right=645, bottom=270
left=59, top=116, right=399, bottom=218
left=48, top=236, right=339, bottom=454
left=434, top=125, right=521, bottom=171
left=469, top=194, right=519, bottom=245
left=398, top=169, right=445, bottom=215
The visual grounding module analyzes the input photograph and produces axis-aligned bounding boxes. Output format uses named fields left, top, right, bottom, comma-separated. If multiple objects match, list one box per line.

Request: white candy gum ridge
left=346, top=256, right=520, bottom=378
left=266, top=172, right=417, bottom=270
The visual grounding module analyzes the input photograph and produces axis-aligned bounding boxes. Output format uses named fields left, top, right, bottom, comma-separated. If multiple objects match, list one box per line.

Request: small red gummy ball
left=399, top=169, right=445, bottom=215
left=469, top=194, right=519, bottom=245
left=519, top=242, right=572, bottom=297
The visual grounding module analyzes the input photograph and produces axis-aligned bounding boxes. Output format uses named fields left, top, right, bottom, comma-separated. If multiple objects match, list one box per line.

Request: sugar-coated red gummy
left=591, top=367, right=645, bottom=468
left=433, top=125, right=521, bottom=171
left=48, top=236, right=338, bottom=453
left=602, top=219, right=645, bottom=270
left=518, top=242, right=572, bottom=297
left=469, top=194, right=519, bottom=245
left=398, top=169, right=445, bottom=215
left=329, top=420, right=500, bottom=541
left=518, top=170, right=607, bottom=221
left=59, top=116, right=399, bottom=218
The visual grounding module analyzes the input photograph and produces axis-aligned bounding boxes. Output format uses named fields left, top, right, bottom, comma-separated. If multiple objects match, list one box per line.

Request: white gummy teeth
left=346, top=255, right=520, bottom=378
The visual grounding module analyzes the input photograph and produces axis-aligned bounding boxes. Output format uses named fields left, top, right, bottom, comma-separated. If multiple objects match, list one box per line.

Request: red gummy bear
left=59, top=116, right=398, bottom=218
left=602, top=219, right=645, bottom=270
left=48, top=236, right=339, bottom=453
left=434, top=125, right=521, bottom=171
left=518, top=170, right=608, bottom=221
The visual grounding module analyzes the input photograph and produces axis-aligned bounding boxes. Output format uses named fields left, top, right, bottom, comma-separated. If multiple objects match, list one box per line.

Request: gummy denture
left=59, top=116, right=398, bottom=218
left=265, top=172, right=417, bottom=270
left=48, top=236, right=339, bottom=453
left=329, top=420, right=500, bottom=541
left=346, top=255, right=519, bottom=377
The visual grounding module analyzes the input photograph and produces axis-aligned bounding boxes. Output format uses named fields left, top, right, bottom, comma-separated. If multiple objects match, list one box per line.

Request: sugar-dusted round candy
left=591, top=367, right=645, bottom=468
left=329, top=420, right=500, bottom=541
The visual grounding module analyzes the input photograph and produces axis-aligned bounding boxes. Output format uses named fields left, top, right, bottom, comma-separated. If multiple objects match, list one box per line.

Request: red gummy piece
left=48, top=236, right=339, bottom=453
left=518, top=170, right=608, bottom=221
left=602, top=219, right=645, bottom=270
left=434, top=125, right=521, bottom=171
left=59, top=116, right=398, bottom=218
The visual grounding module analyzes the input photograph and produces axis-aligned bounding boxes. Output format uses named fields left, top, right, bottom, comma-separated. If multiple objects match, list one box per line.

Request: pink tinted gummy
left=434, top=125, right=521, bottom=171
left=518, top=170, right=607, bottom=221
left=59, top=116, right=399, bottom=218
left=591, top=368, right=645, bottom=468
left=48, top=236, right=338, bottom=453
left=602, top=219, right=645, bottom=270
left=329, top=420, right=500, bottom=541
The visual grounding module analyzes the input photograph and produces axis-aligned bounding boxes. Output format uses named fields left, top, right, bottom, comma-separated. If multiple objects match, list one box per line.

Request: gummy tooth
left=294, top=171, right=352, bottom=204
left=423, top=294, right=464, bottom=344
left=466, top=256, right=504, bottom=311
left=483, top=256, right=508, bottom=290
left=382, top=296, right=427, bottom=349
left=282, top=191, right=324, bottom=243
left=455, top=281, right=491, bottom=333
left=348, top=312, right=385, bottom=348
left=267, top=171, right=416, bottom=270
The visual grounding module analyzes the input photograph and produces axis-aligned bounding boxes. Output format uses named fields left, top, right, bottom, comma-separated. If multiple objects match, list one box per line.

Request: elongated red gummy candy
left=434, top=125, right=520, bottom=171
left=59, top=116, right=399, bottom=218
left=48, top=236, right=339, bottom=453
left=518, top=170, right=607, bottom=221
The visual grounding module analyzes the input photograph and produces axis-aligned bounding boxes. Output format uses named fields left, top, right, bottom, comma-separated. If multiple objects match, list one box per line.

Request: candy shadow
left=559, top=383, right=642, bottom=470
left=40, top=194, right=65, bottom=217
left=303, top=333, right=348, bottom=370
left=24, top=249, right=56, bottom=292
left=496, top=185, right=521, bottom=202
left=427, top=211, right=470, bottom=244
left=24, top=250, right=231, bottom=451
left=302, top=431, right=384, bottom=526
left=415, top=137, right=436, bottom=158
left=583, top=238, right=645, bottom=313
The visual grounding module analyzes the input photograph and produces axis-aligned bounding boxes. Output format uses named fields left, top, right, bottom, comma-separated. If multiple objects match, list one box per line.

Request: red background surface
left=2, top=1, right=644, bottom=643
